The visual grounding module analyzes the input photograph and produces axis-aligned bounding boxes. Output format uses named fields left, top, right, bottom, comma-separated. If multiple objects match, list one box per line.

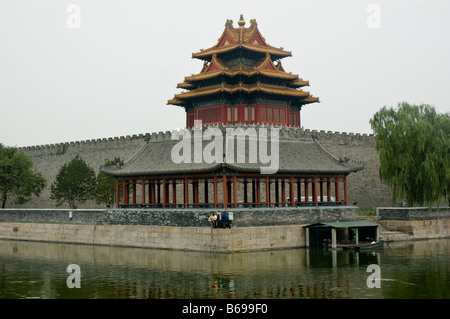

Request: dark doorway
left=309, top=227, right=331, bottom=247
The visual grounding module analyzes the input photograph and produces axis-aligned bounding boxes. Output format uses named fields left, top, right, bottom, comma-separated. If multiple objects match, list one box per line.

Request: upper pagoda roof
left=192, top=15, right=292, bottom=61
left=167, top=15, right=320, bottom=109
left=178, top=54, right=306, bottom=86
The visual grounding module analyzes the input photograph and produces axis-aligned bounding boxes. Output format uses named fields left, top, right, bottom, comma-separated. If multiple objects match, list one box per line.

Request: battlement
left=304, top=128, right=374, bottom=140
left=19, top=133, right=150, bottom=153
left=19, top=124, right=375, bottom=154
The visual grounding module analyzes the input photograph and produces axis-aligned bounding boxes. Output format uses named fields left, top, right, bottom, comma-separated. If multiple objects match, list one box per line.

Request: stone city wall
left=9, top=125, right=394, bottom=210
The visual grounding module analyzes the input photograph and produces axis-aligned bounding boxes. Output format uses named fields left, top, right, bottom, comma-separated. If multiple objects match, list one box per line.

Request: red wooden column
left=265, top=176, right=270, bottom=207
left=297, top=179, right=301, bottom=205
left=233, top=175, right=237, bottom=208
left=281, top=179, right=286, bottom=206
left=204, top=179, right=209, bottom=206
left=222, top=174, right=228, bottom=209
left=255, top=104, right=261, bottom=123
left=151, top=181, right=156, bottom=206
left=335, top=176, right=341, bottom=206
left=251, top=179, right=256, bottom=204
left=193, top=179, right=199, bottom=207
left=327, top=178, right=331, bottom=205
left=290, top=176, right=295, bottom=207
left=256, top=179, right=261, bottom=206
left=122, top=180, right=128, bottom=206
left=172, top=180, right=177, bottom=207
left=213, top=176, right=218, bottom=208
left=243, top=179, right=248, bottom=205
left=141, top=179, right=146, bottom=206
left=156, top=181, right=161, bottom=205
left=166, top=179, right=171, bottom=207
left=312, top=176, right=318, bottom=206
left=344, top=176, right=348, bottom=206
left=319, top=179, right=324, bottom=204
left=115, top=179, right=120, bottom=207
left=239, top=103, right=245, bottom=123
left=162, top=178, right=167, bottom=209
left=148, top=181, right=152, bottom=205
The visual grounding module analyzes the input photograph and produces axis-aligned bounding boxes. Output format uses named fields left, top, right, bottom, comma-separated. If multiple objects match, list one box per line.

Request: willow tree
left=370, top=102, right=449, bottom=208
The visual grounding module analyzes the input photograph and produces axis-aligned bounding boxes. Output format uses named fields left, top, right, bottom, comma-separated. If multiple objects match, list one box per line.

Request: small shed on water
left=304, top=220, right=379, bottom=249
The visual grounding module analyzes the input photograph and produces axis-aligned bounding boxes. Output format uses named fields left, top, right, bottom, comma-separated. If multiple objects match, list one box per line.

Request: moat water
left=0, top=238, right=448, bottom=299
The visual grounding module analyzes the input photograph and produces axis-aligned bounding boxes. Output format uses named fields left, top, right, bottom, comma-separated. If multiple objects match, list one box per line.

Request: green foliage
left=0, top=144, right=46, bottom=208
left=96, top=157, right=122, bottom=207
left=370, top=102, right=450, bottom=208
left=55, top=144, right=67, bottom=156
left=50, top=155, right=97, bottom=209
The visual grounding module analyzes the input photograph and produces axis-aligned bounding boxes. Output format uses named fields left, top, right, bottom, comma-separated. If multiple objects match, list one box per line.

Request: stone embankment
left=0, top=207, right=358, bottom=252
left=361, top=207, right=450, bottom=241
left=1, top=207, right=447, bottom=252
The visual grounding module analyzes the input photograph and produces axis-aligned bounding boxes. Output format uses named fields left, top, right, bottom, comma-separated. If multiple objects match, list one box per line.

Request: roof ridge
left=118, top=139, right=149, bottom=168
left=312, top=138, right=364, bottom=172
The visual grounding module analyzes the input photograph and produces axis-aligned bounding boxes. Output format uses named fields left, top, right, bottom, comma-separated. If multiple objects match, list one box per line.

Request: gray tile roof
left=100, top=125, right=363, bottom=177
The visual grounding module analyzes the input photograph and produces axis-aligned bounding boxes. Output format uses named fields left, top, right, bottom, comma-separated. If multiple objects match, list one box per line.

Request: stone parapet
left=377, top=207, right=450, bottom=220
left=0, top=207, right=358, bottom=227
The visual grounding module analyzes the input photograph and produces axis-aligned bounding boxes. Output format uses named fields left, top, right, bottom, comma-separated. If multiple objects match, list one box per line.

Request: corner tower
left=167, top=15, right=319, bottom=128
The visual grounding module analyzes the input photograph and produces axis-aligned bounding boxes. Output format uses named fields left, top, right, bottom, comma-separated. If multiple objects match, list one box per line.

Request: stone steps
left=358, top=215, right=412, bottom=242
left=380, top=231, right=412, bottom=241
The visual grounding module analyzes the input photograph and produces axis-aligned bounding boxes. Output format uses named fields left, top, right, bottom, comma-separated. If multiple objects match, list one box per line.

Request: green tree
left=0, top=144, right=46, bottom=208
left=50, top=155, right=97, bottom=209
left=370, top=102, right=450, bottom=208
left=96, top=157, right=122, bottom=207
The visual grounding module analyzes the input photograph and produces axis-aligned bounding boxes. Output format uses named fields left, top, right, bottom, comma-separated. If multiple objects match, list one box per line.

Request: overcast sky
left=1, top=0, right=449, bottom=147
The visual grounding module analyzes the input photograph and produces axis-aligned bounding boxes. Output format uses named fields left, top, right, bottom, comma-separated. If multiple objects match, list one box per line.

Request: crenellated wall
left=310, top=129, right=393, bottom=210
left=10, top=125, right=393, bottom=210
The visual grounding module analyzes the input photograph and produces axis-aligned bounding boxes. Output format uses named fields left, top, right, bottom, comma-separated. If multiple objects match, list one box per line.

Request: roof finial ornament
left=225, top=19, right=233, bottom=29
left=238, top=14, right=245, bottom=27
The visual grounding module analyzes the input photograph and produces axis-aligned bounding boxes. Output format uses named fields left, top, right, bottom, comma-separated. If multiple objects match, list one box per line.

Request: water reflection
left=0, top=239, right=448, bottom=299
